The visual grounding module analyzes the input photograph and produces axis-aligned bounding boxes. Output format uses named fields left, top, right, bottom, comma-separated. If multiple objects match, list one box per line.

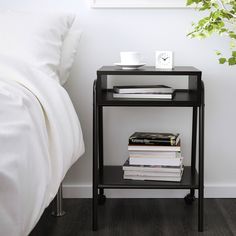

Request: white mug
left=120, top=51, right=141, bottom=65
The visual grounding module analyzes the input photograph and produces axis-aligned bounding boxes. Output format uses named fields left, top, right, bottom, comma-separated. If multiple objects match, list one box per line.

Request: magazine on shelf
left=122, top=158, right=183, bottom=173
left=128, top=142, right=181, bottom=152
left=129, top=156, right=183, bottom=166
left=129, top=151, right=181, bottom=159
left=123, top=170, right=183, bottom=177
left=113, top=85, right=174, bottom=94
left=113, top=93, right=173, bottom=99
left=123, top=170, right=183, bottom=182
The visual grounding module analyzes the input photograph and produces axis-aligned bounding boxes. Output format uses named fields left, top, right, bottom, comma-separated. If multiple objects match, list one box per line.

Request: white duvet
left=0, top=55, right=85, bottom=236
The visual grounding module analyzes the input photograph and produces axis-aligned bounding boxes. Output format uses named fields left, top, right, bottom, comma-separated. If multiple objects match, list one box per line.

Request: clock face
left=156, top=51, right=173, bottom=69
left=158, top=52, right=171, bottom=65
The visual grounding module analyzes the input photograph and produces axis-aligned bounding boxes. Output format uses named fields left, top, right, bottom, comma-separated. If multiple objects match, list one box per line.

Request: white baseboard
left=63, top=184, right=236, bottom=198
left=204, top=184, right=236, bottom=198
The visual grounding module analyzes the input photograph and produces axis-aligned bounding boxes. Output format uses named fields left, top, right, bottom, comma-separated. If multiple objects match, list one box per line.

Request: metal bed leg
left=51, top=183, right=66, bottom=217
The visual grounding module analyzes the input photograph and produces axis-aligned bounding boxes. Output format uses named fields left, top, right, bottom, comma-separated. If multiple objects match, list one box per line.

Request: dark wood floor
left=30, top=198, right=236, bottom=236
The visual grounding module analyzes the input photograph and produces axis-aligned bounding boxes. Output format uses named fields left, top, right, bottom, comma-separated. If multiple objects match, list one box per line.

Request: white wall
left=1, top=0, right=236, bottom=198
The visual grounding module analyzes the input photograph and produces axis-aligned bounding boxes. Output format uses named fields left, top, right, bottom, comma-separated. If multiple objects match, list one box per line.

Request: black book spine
left=129, top=138, right=175, bottom=146
left=113, top=87, right=120, bottom=93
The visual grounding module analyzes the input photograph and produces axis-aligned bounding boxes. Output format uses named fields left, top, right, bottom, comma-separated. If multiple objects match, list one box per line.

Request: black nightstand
left=93, top=66, right=205, bottom=232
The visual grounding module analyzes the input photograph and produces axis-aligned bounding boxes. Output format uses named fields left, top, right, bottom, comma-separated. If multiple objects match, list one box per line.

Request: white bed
left=0, top=11, right=85, bottom=236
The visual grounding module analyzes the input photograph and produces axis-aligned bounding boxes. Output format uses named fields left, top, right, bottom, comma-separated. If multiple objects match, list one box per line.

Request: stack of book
left=123, top=132, right=184, bottom=182
left=113, top=85, right=175, bottom=99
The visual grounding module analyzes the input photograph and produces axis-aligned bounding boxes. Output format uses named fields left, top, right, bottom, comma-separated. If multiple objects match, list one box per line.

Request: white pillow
left=59, top=16, right=82, bottom=85
left=0, top=11, right=75, bottom=83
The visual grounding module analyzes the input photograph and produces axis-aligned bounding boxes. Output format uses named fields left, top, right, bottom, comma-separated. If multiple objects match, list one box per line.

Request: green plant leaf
left=229, top=33, right=236, bottom=40
left=232, top=51, right=236, bottom=57
left=228, top=57, right=236, bottom=65
left=219, top=58, right=227, bottom=64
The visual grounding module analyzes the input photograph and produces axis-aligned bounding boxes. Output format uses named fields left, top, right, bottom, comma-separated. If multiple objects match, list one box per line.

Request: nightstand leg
left=98, top=106, right=105, bottom=199
left=198, top=82, right=205, bottom=232
left=190, top=107, right=198, bottom=198
left=93, top=80, right=98, bottom=231
left=92, top=190, right=98, bottom=231
left=191, top=107, right=197, bottom=173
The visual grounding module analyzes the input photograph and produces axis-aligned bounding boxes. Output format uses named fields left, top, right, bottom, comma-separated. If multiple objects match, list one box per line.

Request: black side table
left=93, top=66, right=205, bottom=232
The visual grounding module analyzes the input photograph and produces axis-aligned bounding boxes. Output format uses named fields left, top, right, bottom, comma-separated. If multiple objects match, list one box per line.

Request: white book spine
left=113, top=93, right=172, bottom=99
left=122, top=166, right=183, bottom=173
left=117, top=88, right=173, bottom=94
left=128, top=145, right=181, bottom=152
left=123, top=175, right=182, bottom=182
left=124, top=170, right=183, bottom=177
left=129, top=157, right=183, bottom=166
left=129, top=152, right=181, bottom=159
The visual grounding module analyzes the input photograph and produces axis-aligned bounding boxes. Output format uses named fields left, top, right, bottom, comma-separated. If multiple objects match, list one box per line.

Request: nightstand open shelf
left=100, top=89, right=199, bottom=107
left=98, top=166, right=199, bottom=189
left=93, top=66, right=205, bottom=232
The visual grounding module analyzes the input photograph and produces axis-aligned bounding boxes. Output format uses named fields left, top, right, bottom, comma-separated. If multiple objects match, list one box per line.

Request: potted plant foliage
left=187, top=0, right=236, bottom=65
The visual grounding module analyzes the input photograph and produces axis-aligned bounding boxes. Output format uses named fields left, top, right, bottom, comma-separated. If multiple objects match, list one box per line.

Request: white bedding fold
left=0, top=55, right=84, bottom=236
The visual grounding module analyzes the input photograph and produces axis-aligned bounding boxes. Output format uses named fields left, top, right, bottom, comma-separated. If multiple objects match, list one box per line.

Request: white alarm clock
left=155, top=51, right=174, bottom=69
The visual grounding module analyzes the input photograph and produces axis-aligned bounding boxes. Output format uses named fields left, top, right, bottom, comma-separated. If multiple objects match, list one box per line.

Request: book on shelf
left=129, top=152, right=181, bottom=158
left=128, top=142, right=181, bottom=152
left=123, top=170, right=183, bottom=177
left=129, top=156, right=183, bottom=166
left=129, top=132, right=180, bottom=146
left=129, top=151, right=181, bottom=159
left=123, top=171, right=183, bottom=182
left=113, top=93, right=173, bottom=99
left=122, top=159, right=183, bottom=173
left=124, top=131, right=183, bottom=181
left=113, top=85, right=174, bottom=94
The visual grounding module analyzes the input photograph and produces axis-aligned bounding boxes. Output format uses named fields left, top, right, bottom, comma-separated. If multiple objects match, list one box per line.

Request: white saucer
left=114, top=62, right=146, bottom=70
